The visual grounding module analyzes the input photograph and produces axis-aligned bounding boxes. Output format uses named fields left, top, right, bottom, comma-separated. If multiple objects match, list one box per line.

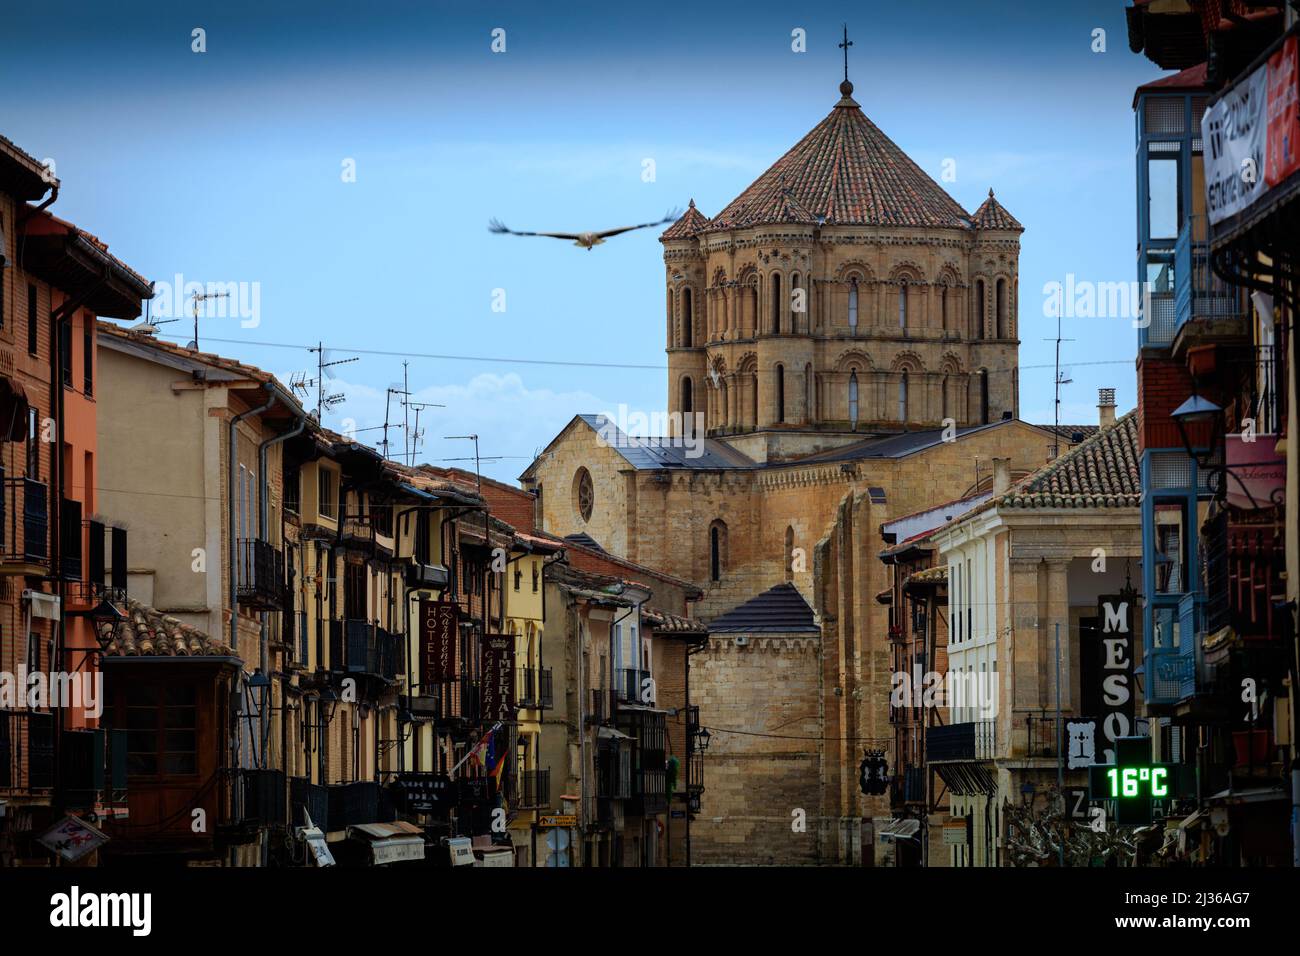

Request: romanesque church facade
left=522, top=77, right=1066, bottom=864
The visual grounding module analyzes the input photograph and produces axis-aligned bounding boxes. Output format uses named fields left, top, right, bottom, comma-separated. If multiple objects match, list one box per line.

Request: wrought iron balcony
left=618, top=667, right=651, bottom=705
left=334, top=619, right=404, bottom=681
left=926, top=720, right=996, bottom=763
left=327, top=780, right=380, bottom=829
left=236, top=538, right=286, bottom=609
left=1, top=709, right=54, bottom=793
left=239, top=768, right=288, bottom=827
left=633, top=767, right=668, bottom=815
left=1, top=475, right=49, bottom=570
left=515, top=769, right=550, bottom=809
left=517, top=667, right=555, bottom=711
left=290, top=775, right=328, bottom=830
left=1171, top=214, right=1247, bottom=344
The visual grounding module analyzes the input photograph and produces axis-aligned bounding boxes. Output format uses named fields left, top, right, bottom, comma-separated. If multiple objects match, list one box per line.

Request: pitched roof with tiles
left=642, top=606, right=708, bottom=635
left=100, top=600, right=237, bottom=659
left=971, top=189, right=1024, bottom=232
left=704, top=83, right=973, bottom=232
left=659, top=199, right=711, bottom=240
left=998, top=410, right=1140, bottom=510
left=708, top=582, right=819, bottom=634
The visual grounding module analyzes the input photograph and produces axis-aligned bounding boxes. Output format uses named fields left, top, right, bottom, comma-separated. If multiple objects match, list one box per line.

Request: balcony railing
left=1169, top=214, right=1247, bottom=343
left=239, top=768, right=288, bottom=827
left=1, top=710, right=55, bottom=793
left=290, top=776, right=328, bottom=830
left=334, top=619, right=403, bottom=681
left=327, top=780, right=380, bottom=829
left=588, top=688, right=616, bottom=726
left=634, top=767, right=668, bottom=815
left=236, top=538, right=286, bottom=609
left=1, top=475, right=49, bottom=567
left=1024, top=713, right=1063, bottom=759
left=517, top=667, right=554, bottom=711
left=926, top=720, right=996, bottom=762
left=515, top=769, right=550, bottom=809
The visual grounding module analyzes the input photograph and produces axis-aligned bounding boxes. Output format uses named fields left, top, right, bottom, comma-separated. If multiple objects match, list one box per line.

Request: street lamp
left=696, top=727, right=712, bottom=753
left=1170, top=394, right=1223, bottom=469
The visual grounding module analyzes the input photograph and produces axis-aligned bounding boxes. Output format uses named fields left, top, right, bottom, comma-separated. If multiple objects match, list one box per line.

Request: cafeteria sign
left=480, top=635, right=516, bottom=721
left=1203, top=35, right=1300, bottom=225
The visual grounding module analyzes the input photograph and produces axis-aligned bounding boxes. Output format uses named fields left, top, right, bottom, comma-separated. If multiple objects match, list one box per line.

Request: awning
left=598, top=726, right=632, bottom=741
left=0, top=376, right=29, bottom=442
left=878, top=818, right=921, bottom=842
left=348, top=821, right=426, bottom=866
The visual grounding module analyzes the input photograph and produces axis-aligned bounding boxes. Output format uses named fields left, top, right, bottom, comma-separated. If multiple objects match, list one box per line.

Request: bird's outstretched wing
left=593, top=208, right=683, bottom=240
left=488, top=218, right=582, bottom=241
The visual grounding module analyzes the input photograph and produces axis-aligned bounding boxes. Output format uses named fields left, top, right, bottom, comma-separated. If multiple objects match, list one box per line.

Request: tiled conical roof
left=705, top=86, right=972, bottom=231
left=999, top=411, right=1140, bottom=509
left=659, top=199, right=711, bottom=240
left=971, top=188, right=1024, bottom=232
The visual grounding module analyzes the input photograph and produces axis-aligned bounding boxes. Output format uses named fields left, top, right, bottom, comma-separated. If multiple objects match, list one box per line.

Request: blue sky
left=2, top=1, right=1168, bottom=481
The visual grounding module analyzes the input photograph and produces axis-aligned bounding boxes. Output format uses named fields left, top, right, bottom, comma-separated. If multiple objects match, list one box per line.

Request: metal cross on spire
left=839, top=24, right=853, bottom=83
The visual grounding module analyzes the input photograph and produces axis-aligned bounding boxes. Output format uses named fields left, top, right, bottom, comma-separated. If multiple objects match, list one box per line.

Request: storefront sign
left=480, top=635, right=515, bottom=721
left=420, top=598, right=458, bottom=683
left=1204, top=35, right=1300, bottom=224
left=538, top=814, right=577, bottom=828
left=392, top=772, right=453, bottom=812
left=1096, top=595, right=1135, bottom=764
left=38, top=814, right=109, bottom=863
left=1225, top=433, right=1285, bottom=510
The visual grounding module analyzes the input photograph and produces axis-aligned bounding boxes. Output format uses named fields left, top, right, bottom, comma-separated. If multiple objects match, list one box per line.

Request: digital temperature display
left=1104, top=765, right=1168, bottom=798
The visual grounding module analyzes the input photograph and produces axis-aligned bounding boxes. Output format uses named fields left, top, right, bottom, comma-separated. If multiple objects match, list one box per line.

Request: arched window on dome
left=940, top=284, right=949, bottom=333
left=790, top=273, right=801, bottom=333
left=848, top=277, right=859, bottom=333
left=898, top=281, right=908, bottom=329
left=976, top=279, right=986, bottom=339
left=771, top=273, right=782, bottom=334
left=784, top=526, right=795, bottom=581
left=775, top=364, right=785, bottom=423
left=898, top=370, right=909, bottom=422
left=942, top=374, right=950, bottom=421
left=682, top=287, right=693, bottom=347
left=681, top=376, right=693, bottom=415
left=978, top=369, right=990, bottom=424
left=848, top=370, right=859, bottom=426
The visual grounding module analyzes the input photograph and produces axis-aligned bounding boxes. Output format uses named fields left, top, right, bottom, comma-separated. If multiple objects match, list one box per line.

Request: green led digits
left=1105, top=766, right=1168, bottom=798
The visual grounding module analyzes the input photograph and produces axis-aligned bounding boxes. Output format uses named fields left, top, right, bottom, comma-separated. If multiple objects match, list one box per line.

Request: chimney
left=1098, top=388, right=1116, bottom=428
left=993, top=457, right=1012, bottom=495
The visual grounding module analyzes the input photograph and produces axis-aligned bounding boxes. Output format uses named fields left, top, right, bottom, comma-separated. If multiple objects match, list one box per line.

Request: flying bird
left=488, top=208, right=682, bottom=250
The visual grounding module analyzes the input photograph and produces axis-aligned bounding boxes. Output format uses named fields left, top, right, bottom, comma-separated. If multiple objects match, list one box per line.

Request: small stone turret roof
left=659, top=199, right=711, bottom=240
left=971, top=188, right=1024, bottom=232
left=709, top=582, right=818, bottom=634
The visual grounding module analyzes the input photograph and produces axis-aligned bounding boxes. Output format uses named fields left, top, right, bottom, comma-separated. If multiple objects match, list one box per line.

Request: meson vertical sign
left=1097, top=594, right=1135, bottom=763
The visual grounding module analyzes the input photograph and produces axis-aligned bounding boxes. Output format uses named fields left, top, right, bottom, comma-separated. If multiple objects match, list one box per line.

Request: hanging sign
left=480, top=635, right=516, bottom=721
left=421, top=598, right=458, bottom=683
left=1096, top=594, right=1135, bottom=765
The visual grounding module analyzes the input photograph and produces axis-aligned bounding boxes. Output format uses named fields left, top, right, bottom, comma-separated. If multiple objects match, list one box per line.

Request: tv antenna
left=188, top=289, right=230, bottom=350
left=405, top=401, right=445, bottom=465
left=298, top=343, right=359, bottom=421
left=132, top=284, right=179, bottom=335
left=381, top=382, right=410, bottom=461
left=1044, top=286, right=1074, bottom=459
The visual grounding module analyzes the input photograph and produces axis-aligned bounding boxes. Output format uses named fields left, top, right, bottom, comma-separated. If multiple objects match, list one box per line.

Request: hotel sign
left=480, top=635, right=516, bottom=721
left=1203, top=35, right=1300, bottom=225
left=420, top=598, right=458, bottom=683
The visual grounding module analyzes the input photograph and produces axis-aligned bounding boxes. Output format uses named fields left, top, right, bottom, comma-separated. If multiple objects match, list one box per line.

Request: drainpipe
left=228, top=384, right=276, bottom=653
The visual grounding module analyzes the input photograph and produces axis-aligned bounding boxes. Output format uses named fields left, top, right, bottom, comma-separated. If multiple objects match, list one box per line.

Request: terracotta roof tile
left=659, top=199, right=711, bottom=240
left=704, top=89, right=972, bottom=232
left=971, top=189, right=1024, bottom=232
left=998, top=411, right=1140, bottom=509
left=100, top=599, right=236, bottom=659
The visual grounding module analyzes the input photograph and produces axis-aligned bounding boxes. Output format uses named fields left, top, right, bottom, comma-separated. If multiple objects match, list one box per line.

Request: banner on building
left=480, top=635, right=516, bottom=721
left=1204, top=35, right=1300, bottom=224
left=1225, top=433, right=1286, bottom=510
left=1095, top=595, right=1136, bottom=765
left=420, top=598, right=458, bottom=684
